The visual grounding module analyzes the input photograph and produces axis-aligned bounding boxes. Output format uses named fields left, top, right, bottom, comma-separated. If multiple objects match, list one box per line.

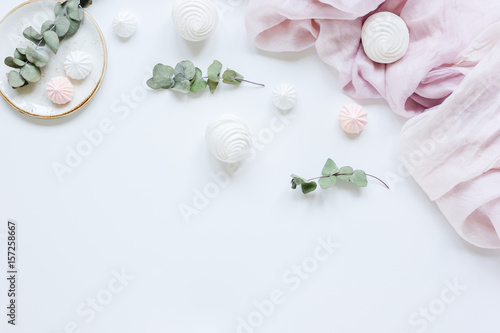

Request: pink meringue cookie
left=338, top=104, right=367, bottom=134
left=46, top=76, right=74, bottom=105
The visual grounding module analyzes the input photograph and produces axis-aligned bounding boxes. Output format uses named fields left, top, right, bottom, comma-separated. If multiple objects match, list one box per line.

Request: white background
left=1, top=1, right=500, bottom=333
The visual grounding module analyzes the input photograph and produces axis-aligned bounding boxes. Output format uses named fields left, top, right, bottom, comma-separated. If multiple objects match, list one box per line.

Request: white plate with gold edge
left=0, top=0, right=107, bottom=119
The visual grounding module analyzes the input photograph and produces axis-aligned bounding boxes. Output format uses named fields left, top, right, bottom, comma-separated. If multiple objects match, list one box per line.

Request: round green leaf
left=351, top=170, right=368, bottom=187
left=55, top=15, right=71, bottom=38
left=321, top=158, right=339, bottom=176
left=43, top=30, right=60, bottom=54
left=23, top=27, right=44, bottom=46
left=207, top=80, right=219, bottom=94
left=7, top=71, right=27, bottom=88
left=146, top=78, right=163, bottom=90
left=26, top=46, right=49, bottom=68
left=301, top=181, right=317, bottom=194
left=208, top=60, right=222, bottom=82
left=66, top=19, right=81, bottom=36
left=318, top=176, right=338, bottom=189
left=20, top=63, right=41, bottom=83
left=14, top=49, right=27, bottom=61
left=5, top=57, right=25, bottom=69
left=222, top=69, right=244, bottom=85
left=190, top=67, right=207, bottom=93
left=67, top=0, right=81, bottom=21
left=171, top=78, right=191, bottom=93
left=337, top=166, right=354, bottom=182
left=152, top=64, right=175, bottom=88
left=41, top=20, right=54, bottom=34
left=175, top=60, right=196, bottom=81
left=54, top=2, right=66, bottom=17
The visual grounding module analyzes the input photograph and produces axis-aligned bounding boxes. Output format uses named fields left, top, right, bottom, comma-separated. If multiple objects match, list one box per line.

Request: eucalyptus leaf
left=301, top=181, right=317, bottom=194
left=26, top=46, right=49, bottom=68
left=171, top=78, right=191, bottom=93
left=43, top=30, right=59, bottom=54
left=222, top=69, right=244, bottom=85
left=20, top=63, right=41, bottom=83
left=321, top=158, right=339, bottom=176
left=337, top=166, right=354, bottom=182
left=190, top=67, right=207, bottom=93
left=152, top=64, right=175, bottom=88
left=14, top=48, right=27, bottom=61
left=290, top=174, right=306, bottom=186
left=207, top=80, right=219, bottom=94
left=207, top=60, right=222, bottom=82
left=54, top=2, right=66, bottom=17
left=318, top=176, right=338, bottom=189
left=175, top=60, right=195, bottom=81
left=55, top=15, right=71, bottom=38
left=23, top=27, right=44, bottom=45
left=4, top=57, right=25, bottom=69
left=66, top=0, right=81, bottom=21
left=146, top=78, right=163, bottom=90
left=41, top=20, right=55, bottom=34
left=66, top=19, right=81, bottom=36
left=351, top=170, right=368, bottom=187
left=7, top=71, right=27, bottom=88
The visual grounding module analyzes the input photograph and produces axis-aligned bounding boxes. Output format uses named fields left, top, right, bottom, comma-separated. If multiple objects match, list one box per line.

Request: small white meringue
left=272, top=84, right=297, bottom=113
left=338, top=104, right=368, bottom=134
left=206, top=115, right=252, bottom=163
left=63, top=51, right=92, bottom=80
left=172, top=0, right=219, bottom=42
left=361, top=11, right=409, bottom=64
left=112, top=11, right=138, bottom=38
left=47, top=76, right=74, bottom=105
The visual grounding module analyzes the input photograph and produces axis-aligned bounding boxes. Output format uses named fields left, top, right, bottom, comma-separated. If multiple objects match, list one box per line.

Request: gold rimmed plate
left=0, top=0, right=107, bottom=119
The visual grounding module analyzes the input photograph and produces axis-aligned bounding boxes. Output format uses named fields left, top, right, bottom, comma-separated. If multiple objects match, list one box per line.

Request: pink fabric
left=245, top=0, right=500, bottom=248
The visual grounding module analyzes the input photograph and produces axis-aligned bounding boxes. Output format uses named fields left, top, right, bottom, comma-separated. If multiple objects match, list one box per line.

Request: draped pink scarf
left=246, top=0, right=500, bottom=248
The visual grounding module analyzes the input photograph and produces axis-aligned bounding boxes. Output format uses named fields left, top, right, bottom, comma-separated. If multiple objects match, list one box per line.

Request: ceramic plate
left=0, top=0, right=107, bottom=119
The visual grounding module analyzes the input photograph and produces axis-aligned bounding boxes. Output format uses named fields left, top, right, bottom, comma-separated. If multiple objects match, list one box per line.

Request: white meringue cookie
left=47, top=76, right=74, bottom=105
left=361, top=11, right=409, bottom=64
left=112, top=11, right=138, bottom=38
left=172, top=0, right=219, bottom=42
left=338, top=104, right=367, bottom=134
left=272, top=84, right=297, bottom=113
left=206, top=115, right=252, bottom=163
left=63, top=51, right=92, bottom=80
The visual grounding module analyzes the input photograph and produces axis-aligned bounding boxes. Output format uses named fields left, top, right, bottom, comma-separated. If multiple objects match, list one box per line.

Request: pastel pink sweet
left=338, top=104, right=367, bottom=134
left=46, top=76, right=74, bottom=105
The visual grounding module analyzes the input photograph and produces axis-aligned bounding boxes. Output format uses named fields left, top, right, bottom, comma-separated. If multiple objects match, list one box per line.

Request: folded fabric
left=245, top=0, right=500, bottom=247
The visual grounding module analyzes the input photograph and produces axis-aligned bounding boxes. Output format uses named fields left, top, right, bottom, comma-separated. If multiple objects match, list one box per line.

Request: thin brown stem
left=236, top=78, right=265, bottom=87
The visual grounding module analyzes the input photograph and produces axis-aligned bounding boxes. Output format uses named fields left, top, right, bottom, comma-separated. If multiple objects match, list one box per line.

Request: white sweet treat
left=361, top=11, right=409, bottom=64
left=272, top=84, right=297, bottom=112
left=112, top=11, right=138, bottom=38
left=206, top=115, right=252, bottom=163
left=338, top=104, right=367, bottom=134
left=172, top=0, right=219, bottom=42
left=63, top=51, right=92, bottom=80
left=46, top=76, right=74, bottom=105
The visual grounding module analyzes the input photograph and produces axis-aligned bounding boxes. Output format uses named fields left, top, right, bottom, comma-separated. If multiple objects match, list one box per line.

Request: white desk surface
left=1, top=1, right=499, bottom=333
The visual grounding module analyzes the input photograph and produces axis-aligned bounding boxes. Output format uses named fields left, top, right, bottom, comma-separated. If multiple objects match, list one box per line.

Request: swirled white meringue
left=206, top=115, right=252, bottom=163
left=64, top=51, right=92, bottom=80
left=112, top=11, right=138, bottom=38
left=172, top=0, right=219, bottom=42
left=338, top=104, right=367, bottom=134
left=361, top=12, right=409, bottom=64
left=272, top=84, right=297, bottom=113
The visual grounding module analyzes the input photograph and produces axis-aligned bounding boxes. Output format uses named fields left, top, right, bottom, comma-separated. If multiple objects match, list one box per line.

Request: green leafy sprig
left=291, top=158, right=390, bottom=194
left=147, top=60, right=265, bottom=94
left=4, top=0, right=93, bottom=89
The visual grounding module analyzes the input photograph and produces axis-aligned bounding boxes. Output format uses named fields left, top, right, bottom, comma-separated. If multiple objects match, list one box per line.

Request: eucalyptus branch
left=147, top=60, right=265, bottom=94
left=291, top=158, right=390, bottom=194
left=4, top=0, right=93, bottom=89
